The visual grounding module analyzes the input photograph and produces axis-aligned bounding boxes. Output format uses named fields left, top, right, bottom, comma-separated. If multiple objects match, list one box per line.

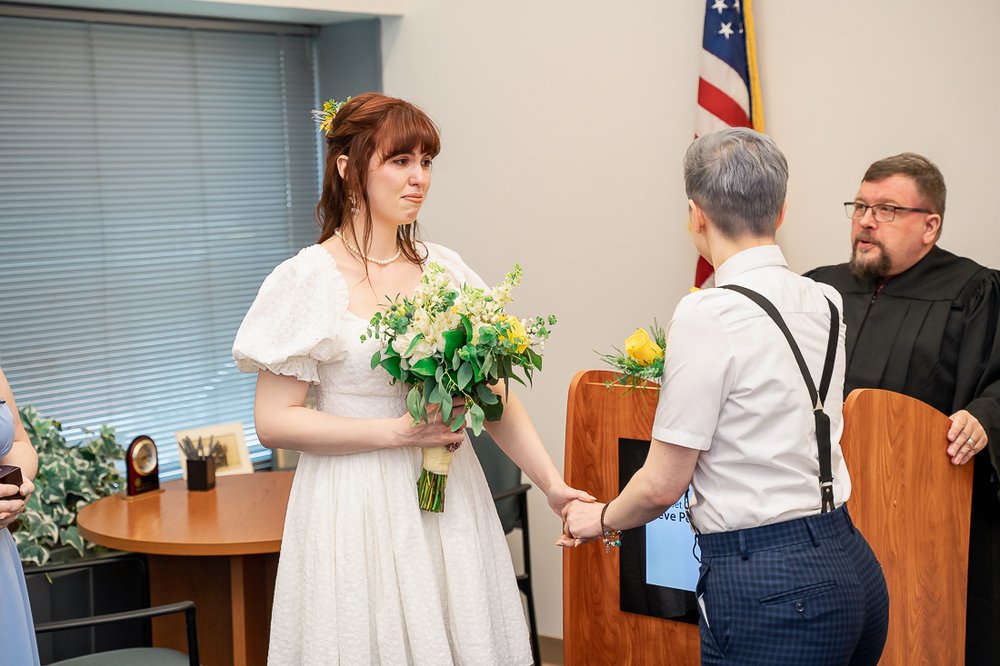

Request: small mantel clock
left=125, top=435, right=160, bottom=496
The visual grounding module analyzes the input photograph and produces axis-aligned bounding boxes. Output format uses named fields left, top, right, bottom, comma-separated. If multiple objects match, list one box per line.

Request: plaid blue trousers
left=695, top=506, right=889, bottom=666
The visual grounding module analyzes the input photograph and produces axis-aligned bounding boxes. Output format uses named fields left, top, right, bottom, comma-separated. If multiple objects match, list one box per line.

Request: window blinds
left=0, top=15, right=320, bottom=478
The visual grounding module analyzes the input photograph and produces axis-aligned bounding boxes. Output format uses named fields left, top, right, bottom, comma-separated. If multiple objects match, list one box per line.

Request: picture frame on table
left=174, top=421, right=253, bottom=479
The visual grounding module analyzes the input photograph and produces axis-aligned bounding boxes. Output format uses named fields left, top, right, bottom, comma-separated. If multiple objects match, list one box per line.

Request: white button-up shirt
left=652, top=244, right=852, bottom=534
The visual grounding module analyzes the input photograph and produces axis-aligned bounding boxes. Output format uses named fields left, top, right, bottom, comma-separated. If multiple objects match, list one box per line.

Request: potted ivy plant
left=12, top=405, right=124, bottom=566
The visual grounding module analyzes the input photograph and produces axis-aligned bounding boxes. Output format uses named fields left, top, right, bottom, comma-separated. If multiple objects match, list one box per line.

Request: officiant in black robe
left=807, top=152, right=1000, bottom=665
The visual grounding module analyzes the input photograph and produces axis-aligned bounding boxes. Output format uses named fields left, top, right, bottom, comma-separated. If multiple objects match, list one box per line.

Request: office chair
left=468, top=429, right=540, bottom=665
left=27, top=557, right=200, bottom=666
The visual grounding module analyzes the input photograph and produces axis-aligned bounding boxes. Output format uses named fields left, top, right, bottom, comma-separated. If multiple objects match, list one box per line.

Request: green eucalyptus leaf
left=482, top=398, right=504, bottom=422
left=469, top=402, right=485, bottom=435
left=477, top=326, right=497, bottom=345
left=406, top=386, right=422, bottom=422
left=457, top=362, right=473, bottom=390
left=450, top=410, right=466, bottom=433
left=475, top=383, right=499, bottom=405
left=441, top=394, right=453, bottom=423
left=370, top=349, right=382, bottom=369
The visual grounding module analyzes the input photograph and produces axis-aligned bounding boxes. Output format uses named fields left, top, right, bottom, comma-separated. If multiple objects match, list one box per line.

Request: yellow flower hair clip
left=311, top=97, right=351, bottom=136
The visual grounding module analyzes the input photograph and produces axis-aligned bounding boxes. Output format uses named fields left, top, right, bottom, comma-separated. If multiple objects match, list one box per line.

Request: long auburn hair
left=316, top=92, right=441, bottom=267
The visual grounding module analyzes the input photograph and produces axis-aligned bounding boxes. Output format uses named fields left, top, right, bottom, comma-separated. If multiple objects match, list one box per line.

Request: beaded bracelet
left=600, top=501, right=622, bottom=553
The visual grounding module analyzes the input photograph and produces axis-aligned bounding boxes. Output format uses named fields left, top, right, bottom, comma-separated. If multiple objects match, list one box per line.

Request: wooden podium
left=563, top=370, right=699, bottom=665
left=564, top=371, right=973, bottom=665
left=841, top=388, right=973, bottom=665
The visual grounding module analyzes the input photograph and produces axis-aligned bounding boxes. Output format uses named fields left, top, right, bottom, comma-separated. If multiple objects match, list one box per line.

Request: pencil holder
left=187, top=457, right=216, bottom=491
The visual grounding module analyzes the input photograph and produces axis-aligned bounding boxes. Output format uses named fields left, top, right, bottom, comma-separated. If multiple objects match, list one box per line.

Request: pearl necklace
left=334, top=228, right=402, bottom=265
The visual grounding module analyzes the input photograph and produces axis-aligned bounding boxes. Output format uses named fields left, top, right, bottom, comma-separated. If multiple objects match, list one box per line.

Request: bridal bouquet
left=598, top=321, right=666, bottom=388
left=364, top=263, right=556, bottom=512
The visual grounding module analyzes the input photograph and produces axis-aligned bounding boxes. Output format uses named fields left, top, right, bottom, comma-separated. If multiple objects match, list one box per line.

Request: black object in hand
left=0, top=464, right=25, bottom=500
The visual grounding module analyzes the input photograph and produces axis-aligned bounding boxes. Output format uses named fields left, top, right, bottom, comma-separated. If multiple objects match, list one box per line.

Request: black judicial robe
left=808, top=246, right=1000, bottom=665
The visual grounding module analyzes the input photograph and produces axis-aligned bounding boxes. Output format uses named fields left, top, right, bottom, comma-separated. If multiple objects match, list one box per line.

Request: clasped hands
left=0, top=477, right=34, bottom=531
left=555, top=495, right=606, bottom=549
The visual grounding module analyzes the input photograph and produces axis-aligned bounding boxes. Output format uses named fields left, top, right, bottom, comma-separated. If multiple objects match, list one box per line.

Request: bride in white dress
left=233, top=92, right=590, bottom=665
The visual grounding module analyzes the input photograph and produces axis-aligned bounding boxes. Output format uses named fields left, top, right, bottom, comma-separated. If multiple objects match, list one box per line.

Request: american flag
left=694, top=0, right=763, bottom=287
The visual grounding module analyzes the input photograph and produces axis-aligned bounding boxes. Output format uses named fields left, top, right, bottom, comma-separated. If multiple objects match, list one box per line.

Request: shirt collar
left=714, top=244, right=788, bottom=286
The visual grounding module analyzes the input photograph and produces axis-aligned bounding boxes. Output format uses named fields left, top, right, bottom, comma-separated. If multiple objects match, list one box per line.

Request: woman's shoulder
left=422, top=241, right=463, bottom=265
left=247, top=244, right=350, bottom=317
left=262, top=244, right=346, bottom=289
left=422, top=242, right=487, bottom=288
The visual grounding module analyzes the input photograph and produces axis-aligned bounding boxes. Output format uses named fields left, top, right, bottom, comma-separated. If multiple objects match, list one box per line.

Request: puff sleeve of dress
left=232, top=246, right=348, bottom=384
left=425, top=242, right=489, bottom=290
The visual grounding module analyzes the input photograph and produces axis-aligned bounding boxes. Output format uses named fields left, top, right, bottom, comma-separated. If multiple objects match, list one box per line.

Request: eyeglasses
left=843, top=202, right=933, bottom=223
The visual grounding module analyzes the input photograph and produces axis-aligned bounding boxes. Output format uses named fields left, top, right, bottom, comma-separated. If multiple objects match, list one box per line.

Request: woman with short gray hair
left=564, top=128, right=889, bottom=665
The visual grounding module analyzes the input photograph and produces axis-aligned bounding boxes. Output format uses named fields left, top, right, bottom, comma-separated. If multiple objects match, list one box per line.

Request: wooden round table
left=78, top=471, right=293, bottom=666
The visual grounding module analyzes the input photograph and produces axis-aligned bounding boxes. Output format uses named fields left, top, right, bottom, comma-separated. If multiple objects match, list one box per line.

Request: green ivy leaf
left=15, top=541, right=48, bottom=567
left=60, top=526, right=86, bottom=556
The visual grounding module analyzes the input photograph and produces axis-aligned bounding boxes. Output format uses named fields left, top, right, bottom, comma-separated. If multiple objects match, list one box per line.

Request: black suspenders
left=721, top=284, right=841, bottom=513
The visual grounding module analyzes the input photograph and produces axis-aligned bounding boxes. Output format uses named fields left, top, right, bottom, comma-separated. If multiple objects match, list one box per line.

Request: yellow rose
left=624, top=328, right=663, bottom=366
left=501, top=316, right=530, bottom=354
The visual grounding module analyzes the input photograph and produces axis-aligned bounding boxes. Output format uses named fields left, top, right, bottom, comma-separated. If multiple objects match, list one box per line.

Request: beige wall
left=381, top=0, right=1000, bottom=638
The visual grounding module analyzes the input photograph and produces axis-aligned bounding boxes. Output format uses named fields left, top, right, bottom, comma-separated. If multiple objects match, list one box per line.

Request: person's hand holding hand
left=544, top=482, right=595, bottom=516
left=947, top=409, right=988, bottom=465
left=557, top=499, right=605, bottom=548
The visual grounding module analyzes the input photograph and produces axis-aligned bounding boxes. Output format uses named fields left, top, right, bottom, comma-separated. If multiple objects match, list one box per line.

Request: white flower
left=392, top=328, right=439, bottom=361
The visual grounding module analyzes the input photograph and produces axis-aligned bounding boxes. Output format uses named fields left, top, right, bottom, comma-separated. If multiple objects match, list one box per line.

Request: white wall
left=381, top=0, right=1000, bottom=639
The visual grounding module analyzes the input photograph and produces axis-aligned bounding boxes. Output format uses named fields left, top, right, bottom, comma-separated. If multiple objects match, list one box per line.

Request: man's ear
left=923, top=213, right=942, bottom=245
left=336, top=155, right=348, bottom=180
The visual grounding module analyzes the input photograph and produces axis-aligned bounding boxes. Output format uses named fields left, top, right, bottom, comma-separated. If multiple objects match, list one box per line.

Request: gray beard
left=848, top=238, right=891, bottom=280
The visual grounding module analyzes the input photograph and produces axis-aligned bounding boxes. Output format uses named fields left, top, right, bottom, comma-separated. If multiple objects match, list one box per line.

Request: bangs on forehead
left=374, top=104, right=441, bottom=160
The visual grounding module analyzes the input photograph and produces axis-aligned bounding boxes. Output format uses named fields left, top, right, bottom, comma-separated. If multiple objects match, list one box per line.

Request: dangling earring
left=349, top=193, right=359, bottom=217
